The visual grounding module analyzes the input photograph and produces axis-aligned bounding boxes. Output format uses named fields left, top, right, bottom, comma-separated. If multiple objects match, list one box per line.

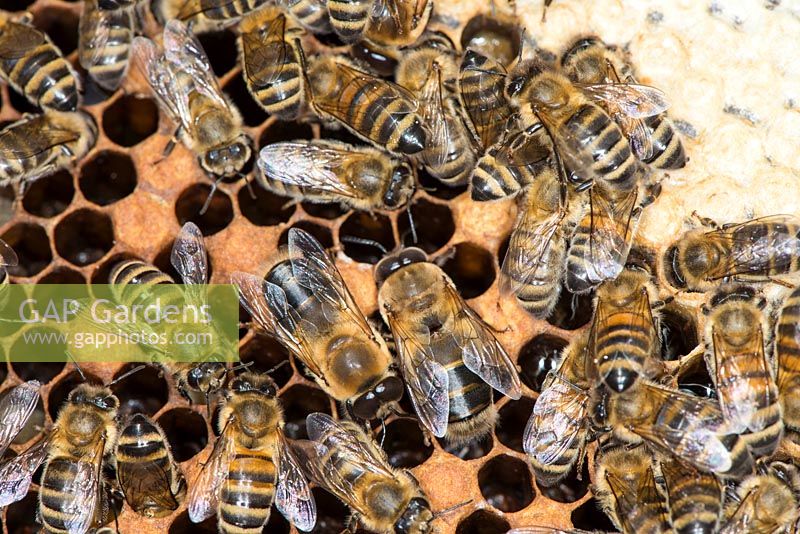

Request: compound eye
left=351, top=392, right=380, bottom=420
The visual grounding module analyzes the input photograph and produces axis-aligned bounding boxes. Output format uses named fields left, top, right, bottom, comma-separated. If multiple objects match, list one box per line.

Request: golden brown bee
left=132, top=20, right=252, bottom=179
left=188, top=372, right=316, bottom=532
left=233, top=228, right=404, bottom=421
left=238, top=6, right=308, bottom=121
left=0, top=381, right=46, bottom=508
left=307, top=55, right=426, bottom=155
left=702, top=284, right=783, bottom=458
left=663, top=215, right=800, bottom=292
left=560, top=36, right=686, bottom=170
left=587, top=267, right=664, bottom=393
left=0, top=10, right=81, bottom=111
left=594, top=445, right=671, bottom=534
left=257, top=139, right=414, bottom=211
left=375, top=247, right=521, bottom=443
left=0, top=111, right=98, bottom=188
left=116, top=414, right=186, bottom=518
left=39, top=383, right=120, bottom=534
left=775, top=285, right=800, bottom=433
left=659, top=456, right=723, bottom=534
left=79, top=0, right=135, bottom=92
left=523, top=331, right=590, bottom=486
left=395, top=37, right=477, bottom=186
left=500, top=168, right=579, bottom=318
left=458, top=49, right=514, bottom=154
left=720, top=462, right=800, bottom=534
left=328, top=0, right=432, bottom=46
left=293, top=412, right=433, bottom=534
left=599, top=380, right=755, bottom=479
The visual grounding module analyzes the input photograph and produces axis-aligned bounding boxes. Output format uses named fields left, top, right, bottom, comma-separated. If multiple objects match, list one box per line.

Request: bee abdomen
left=445, top=360, right=492, bottom=424
left=250, top=60, right=304, bottom=120
left=643, top=115, right=686, bottom=169
left=40, top=458, right=103, bottom=533
left=82, top=10, right=133, bottom=91
left=109, top=260, right=176, bottom=307
left=327, top=0, right=370, bottom=42
left=283, top=0, right=332, bottom=33
left=470, top=153, right=533, bottom=201
left=219, top=454, right=276, bottom=533
left=4, top=39, right=80, bottom=112
left=664, top=471, right=721, bottom=534
left=202, top=0, right=266, bottom=19
left=732, top=222, right=800, bottom=274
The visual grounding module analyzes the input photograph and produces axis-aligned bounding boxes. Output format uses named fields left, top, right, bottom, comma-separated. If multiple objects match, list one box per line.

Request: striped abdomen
left=0, top=23, right=80, bottom=111
left=459, top=51, right=512, bottom=150
left=218, top=449, right=275, bottom=534
left=563, top=103, right=640, bottom=191
left=243, top=39, right=304, bottom=120
left=40, top=457, right=104, bottom=533
left=620, top=469, right=671, bottom=534
left=661, top=459, right=722, bottom=534
left=109, top=260, right=176, bottom=308
left=641, top=115, right=685, bottom=169
left=199, top=0, right=267, bottom=19
left=282, top=0, right=333, bottom=33
left=776, top=287, right=800, bottom=431
left=470, top=150, right=536, bottom=201
left=729, top=222, right=800, bottom=277
left=328, top=0, right=370, bottom=42
left=421, top=114, right=476, bottom=186
left=594, top=303, right=658, bottom=393
left=79, top=2, right=134, bottom=92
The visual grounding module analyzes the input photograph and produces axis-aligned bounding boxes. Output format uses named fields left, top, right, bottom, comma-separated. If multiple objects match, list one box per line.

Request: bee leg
left=690, top=211, right=720, bottom=230
left=343, top=514, right=360, bottom=534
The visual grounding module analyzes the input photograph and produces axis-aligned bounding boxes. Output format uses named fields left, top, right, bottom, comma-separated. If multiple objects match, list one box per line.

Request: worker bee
left=238, top=6, right=308, bottom=121
left=233, top=228, right=404, bottom=421
left=663, top=215, right=800, bottom=292
left=0, top=111, right=98, bottom=188
left=500, top=168, right=579, bottom=318
left=395, top=35, right=476, bottom=186
left=458, top=49, right=514, bottom=154
left=39, top=383, right=120, bottom=534
left=720, top=461, right=800, bottom=534
left=328, top=0, right=432, bottom=46
left=598, top=380, right=755, bottom=479
left=257, top=139, right=414, bottom=211
left=775, top=285, right=800, bottom=433
left=293, top=412, right=433, bottom=534
left=702, top=284, right=783, bottom=458
left=116, top=413, right=186, bottom=518
left=594, top=445, right=671, bottom=534
left=188, top=372, right=316, bottom=532
left=659, top=456, right=723, bottom=534
left=78, top=0, right=135, bottom=92
left=375, top=247, right=522, bottom=442
left=506, top=57, right=667, bottom=191
left=307, top=55, right=426, bottom=155
left=0, top=10, right=82, bottom=111
left=560, top=37, right=686, bottom=170
left=523, top=331, right=590, bottom=486
left=0, top=381, right=45, bottom=507
left=132, top=20, right=252, bottom=179
left=587, top=267, right=664, bottom=393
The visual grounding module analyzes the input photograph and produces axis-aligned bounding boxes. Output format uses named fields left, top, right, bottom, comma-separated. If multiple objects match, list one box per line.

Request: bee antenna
left=379, top=417, right=386, bottom=448
left=200, top=176, right=224, bottom=215
left=405, top=203, right=419, bottom=245
left=65, top=351, right=86, bottom=382
left=240, top=171, right=257, bottom=200
left=107, top=364, right=147, bottom=386
left=433, top=499, right=472, bottom=518
left=229, top=360, right=256, bottom=373
left=263, top=359, right=289, bottom=376
left=339, top=236, right=389, bottom=255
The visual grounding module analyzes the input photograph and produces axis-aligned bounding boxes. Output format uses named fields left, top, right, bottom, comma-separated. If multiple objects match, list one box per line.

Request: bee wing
left=385, top=310, right=450, bottom=437
left=578, top=83, right=669, bottom=119
left=0, top=433, right=51, bottom=507
left=605, top=468, right=666, bottom=533
left=523, top=374, right=589, bottom=465
left=257, top=143, right=362, bottom=200
left=444, top=281, right=522, bottom=399
left=276, top=431, right=316, bottom=532
left=0, top=118, right=81, bottom=161
left=60, top=436, right=105, bottom=534
left=241, top=15, right=295, bottom=88
left=171, top=222, right=209, bottom=311
left=0, top=238, right=17, bottom=268
left=305, top=413, right=393, bottom=477
left=620, top=114, right=654, bottom=162
left=78, top=2, right=109, bottom=69
left=0, top=381, right=40, bottom=458
left=494, top=123, right=553, bottom=168
left=131, top=36, right=189, bottom=131
left=117, top=452, right=181, bottom=514
left=187, top=425, right=236, bottom=523
left=0, top=21, right=46, bottom=60
left=458, top=52, right=510, bottom=150
left=418, top=69, right=457, bottom=169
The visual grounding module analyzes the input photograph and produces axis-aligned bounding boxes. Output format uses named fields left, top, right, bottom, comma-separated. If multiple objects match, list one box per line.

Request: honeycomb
left=0, top=0, right=799, bottom=533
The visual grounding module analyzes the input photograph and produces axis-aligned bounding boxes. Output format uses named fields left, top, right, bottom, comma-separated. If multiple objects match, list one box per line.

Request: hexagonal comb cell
left=478, top=454, right=535, bottom=512
left=103, top=95, right=159, bottom=147
left=383, top=417, right=433, bottom=468
left=278, top=221, right=334, bottom=249
left=12, top=360, right=63, bottom=386
left=158, top=408, right=209, bottom=462
left=280, top=384, right=332, bottom=440
left=196, top=31, right=238, bottom=77
left=239, top=335, right=293, bottom=388
left=2, top=223, right=52, bottom=277
left=259, top=121, right=315, bottom=146
left=546, top=285, right=595, bottom=330
left=397, top=198, right=455, bottom=254
left=572, top=498, right=617, bottom=531
left=538, top=461, right=590, bottom=504
left=21, top=171, right=74, bottom=218
left=440, top=243, right=496, bottom=299
left=456, top=509, right=510, bottom=534
left=175, top=184, right=234, bottom=236
left=339, top=211, right=395, bottom=264
left=32, top=7, right=79, bottom=54
left=54, top=209, right=114, bottom=266
left=439, top=433, right=493, bottom=461
left=518, top=334, right=568, bottom=392
left=659, top=305, right=699, bottom=361
left=110, top=364, right=169, bottom=417
left=496, top=396, right=535, bottom=453
left=79, top=151, right=138, bottom=206
left=238, top=184, right=296, bottom=227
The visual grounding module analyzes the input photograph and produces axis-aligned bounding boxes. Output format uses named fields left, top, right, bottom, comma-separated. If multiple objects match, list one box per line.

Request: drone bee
left=0, top=381, right=44, bottom=507
left=0, top=111, right=98, bottom=188
left=234, top=228, right=404, bottom=422
left=257, top=140, right=414, bottom=211
left=188, top=372, right=316, bottom=532
left=79, top=0, right=135, bottom=92
left=375, top=247, right=522, bottom=443
left=293, top=412, right=433, bottom=534
left=660, top=456, right=723, bottom=534
left=720, top=462, right=800, bottom=534
left=328, top=0, right=432, bottom=46
left=132, top=20, right=252, bottom=180
left=0, top=10, right=81, bottom=111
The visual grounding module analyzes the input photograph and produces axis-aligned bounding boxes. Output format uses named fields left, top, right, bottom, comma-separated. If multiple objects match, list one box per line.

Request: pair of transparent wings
left=0, top=238, right=18, bottom=269
left=605, top=463, right=668, bottom=534
left=187, top=418, right=316, bottom=531
left=241, top=12, right=299, bottom=89
left=0, top=115, right=81, bottom=164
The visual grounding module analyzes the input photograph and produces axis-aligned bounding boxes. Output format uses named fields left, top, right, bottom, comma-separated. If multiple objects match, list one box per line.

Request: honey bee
left=395, top=37, right=477, bottom=186
left=594, top=445, right=671, bottom=534
left=560, top=37, right=686, bottom=170
left=0, top=381, right=45, bottom=507
left=132, top=20, right=252, bottom=179
left=659, top=456, right=723, bottom=534
left=775, top=285, right=800, bottom=433
left=505, top=57, right=667, bottom=191
left=663, top=215, right=800, bottom=292
left=188, top=372, right=316, bottom=532
left=238, top=6, right=308, bottom=121
left=78, top=0, right=135, bottom=92
left=233, top=228, right=404, bottom=421
left=0, top=10, right=82, bottom=111
left=375, top=247, right=522, bottom=442
left=257, top=139, right=414, bottom=211
left=0, top=238, right=18, bottom=309
left=523, top=331, right=590, bottom=486
left=500, top=168, right=578, bottom=318
left=702, top=284, right=783, bottom=458
left=307, top=55, right=426, bottom=155
left=116, top=413, right=186, bottom=518
left=598, top=380, right=755, bottom=479
left=328, top=0, right=432, bottom=46
left=293, top=412, right=433, bottom=534
left=458, top=49, right=514, bottom=154
left=0, top=111, right=98, bottom=188
left=587, top=267, right=664, bottom=393
left=720, top=461, right=800, bottom=534
left=278, top=0, right=332, bottom=34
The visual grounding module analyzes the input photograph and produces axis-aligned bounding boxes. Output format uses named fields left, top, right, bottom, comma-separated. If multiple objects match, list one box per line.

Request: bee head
left=228, top=372, right=277, bottom=398
left=202, top=137, right=252, bottom=177
left=349, top=375, right=404, bottom=420
left=505, top=58, right=547, bottom=98
left=383, top=164, right=414, bottom=209
left=375, top=247, right=427, bottom=287
left=188, top=362, right=227, bottom=395
left=68, top=384, right=119, bottom=413
left=395, top=497, right=433, bottom=534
